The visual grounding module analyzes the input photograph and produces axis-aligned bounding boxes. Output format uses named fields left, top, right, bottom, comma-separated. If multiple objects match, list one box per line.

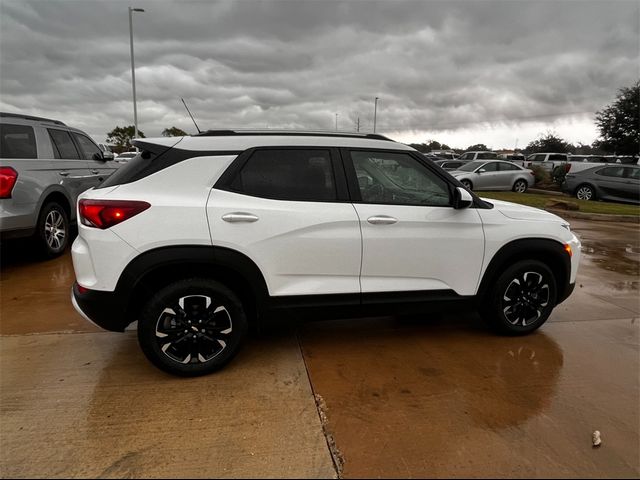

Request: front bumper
left=71, top=282, right=129, bottom=332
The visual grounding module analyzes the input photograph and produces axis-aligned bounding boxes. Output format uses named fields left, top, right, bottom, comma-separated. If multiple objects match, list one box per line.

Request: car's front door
left=474, top=161, right=500, bottom=190
left=71, top=132, right=118, bottom=183
left=343, top=149, right=485, bottom=297
left=207, top=147, right=362, bottom=297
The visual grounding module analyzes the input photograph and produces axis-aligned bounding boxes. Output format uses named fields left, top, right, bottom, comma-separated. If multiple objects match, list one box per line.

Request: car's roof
left=133, top=130, right=413, bottom=152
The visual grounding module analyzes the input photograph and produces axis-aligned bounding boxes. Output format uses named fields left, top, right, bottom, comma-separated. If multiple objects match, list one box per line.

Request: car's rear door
left=343, top=149, right=485, bottom=297
left=46, top=128, right=95, bottom=201
left=207, top=147, right=362, bottom=297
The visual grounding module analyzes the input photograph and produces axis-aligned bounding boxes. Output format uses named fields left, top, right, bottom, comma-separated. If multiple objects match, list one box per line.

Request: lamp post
left=373, top=96, right=379, bottom=133
left=128, top=7, right=144, bottom=141
left=335, top=113, right=338, bottom=131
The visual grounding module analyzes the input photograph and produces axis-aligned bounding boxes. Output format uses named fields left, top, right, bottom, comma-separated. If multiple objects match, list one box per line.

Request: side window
left=478, top=152, right=494, bottom=160
left=48, top=129, right=80, bottom=159
left=480, top=162, right=499, bottom=172
left=231, top=149, right=336, bottom=201
left=72, top=133, right=101, bottom=160
left=0, top=124, right=37, bottom=159
left=498, top=163, right=519, bottom=171
left=596, top=167, right=625, bottom=178
left=534, top=154, right=546, bottom=162
left=459, top=153, right=471, bottom=160
left=350, top=151, right=450, bottom=207
left=623, top=168, right=639, bottom=179
left=549, top=154, right=566, bottom=161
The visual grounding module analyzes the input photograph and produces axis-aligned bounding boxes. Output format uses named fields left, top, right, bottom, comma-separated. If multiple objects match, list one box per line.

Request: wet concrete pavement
left=1, top=219, right=638, bottom=477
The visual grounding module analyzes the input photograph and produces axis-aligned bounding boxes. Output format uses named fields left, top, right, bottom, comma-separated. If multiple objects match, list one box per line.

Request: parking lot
left=1, top=218, right=638, bottom=478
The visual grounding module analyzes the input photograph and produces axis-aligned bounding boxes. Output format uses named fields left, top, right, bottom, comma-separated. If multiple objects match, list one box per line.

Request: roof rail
left=194, top=129, right=394, bottom=142
left=0, top=112, right=66, bottom=126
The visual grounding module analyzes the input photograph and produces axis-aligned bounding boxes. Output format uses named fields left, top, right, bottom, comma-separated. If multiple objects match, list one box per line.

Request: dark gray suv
left=0, top=112, right=118, bottom=257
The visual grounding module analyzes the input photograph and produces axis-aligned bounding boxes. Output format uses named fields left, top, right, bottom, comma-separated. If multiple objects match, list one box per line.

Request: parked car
left=457, top=151, right=499, bottom=161
left=562, top=164, right=640, bottom=203
left=97, top=142, right=115, bottom=160
left=115, top=151, right=137, bottom=163
left=523, top=152, right=569, bottom=171
left=71, top=130, right=580, bottom=376
left=430, top=150, right=458, bottom=160
left=450, top=160, right=536, bottom=192
left=498, top=153, right=525, bottom=162
left=0, top=112, right=118, bottom=257
left=433, top=159, right=467, bottom=171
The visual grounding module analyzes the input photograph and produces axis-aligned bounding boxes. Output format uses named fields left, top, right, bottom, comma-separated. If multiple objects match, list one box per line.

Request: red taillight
left=77, top=285, right=90, bottom=294
left=79, top=199, right=150, bottom=229
left=0, top=167, right=18, bottom=199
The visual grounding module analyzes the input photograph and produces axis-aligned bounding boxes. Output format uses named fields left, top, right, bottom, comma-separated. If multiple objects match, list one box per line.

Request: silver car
left=0, top=112, right=118, bottom=257
left=450, top=160, right=536, bottom=193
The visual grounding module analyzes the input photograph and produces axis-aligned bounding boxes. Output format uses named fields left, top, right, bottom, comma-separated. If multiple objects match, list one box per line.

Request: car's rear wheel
left=35, top=201, right=69, bottom=258
left=512, top=179, right=528, bottom=193
left=575, top=184, right=595, bottom=201
left=138, top=278, right=248, bottom=376
left=481, top=260, right=557, bottom=335
left=461, top=179, right=473, bottom=190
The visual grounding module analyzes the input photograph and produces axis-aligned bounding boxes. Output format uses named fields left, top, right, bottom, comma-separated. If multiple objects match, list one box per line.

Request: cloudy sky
left=1, top=0, right=638, bottom=149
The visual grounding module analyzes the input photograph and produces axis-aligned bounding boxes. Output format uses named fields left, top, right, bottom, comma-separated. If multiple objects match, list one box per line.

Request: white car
left=71, top=130, right=581, bottom=376
left=457, top=151, right=499, bottom=161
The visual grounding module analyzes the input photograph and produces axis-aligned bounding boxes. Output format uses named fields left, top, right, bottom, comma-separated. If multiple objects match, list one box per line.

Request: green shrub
left=529, top=165, right=551, bottom=186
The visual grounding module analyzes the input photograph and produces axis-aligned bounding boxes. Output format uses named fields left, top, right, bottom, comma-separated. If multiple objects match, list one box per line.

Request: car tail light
left=79, top=199, right=150, bottom=229
left=0, top=167, right=18, bottom=199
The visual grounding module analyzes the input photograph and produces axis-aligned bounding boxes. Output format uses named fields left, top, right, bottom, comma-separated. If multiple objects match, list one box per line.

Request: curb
left=529, top=188, right=562, bottom=196
left=546, top=208, right=640, bottom=223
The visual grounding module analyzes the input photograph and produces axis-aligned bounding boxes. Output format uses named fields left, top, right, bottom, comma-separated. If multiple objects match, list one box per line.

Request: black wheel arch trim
left=477, top=238, right=573, bottom=305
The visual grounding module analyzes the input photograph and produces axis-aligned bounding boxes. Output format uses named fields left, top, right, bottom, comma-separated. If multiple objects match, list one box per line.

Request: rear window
left=0, top=124, right=37, bottom=159
left=229, top=149, right=337, bottom=202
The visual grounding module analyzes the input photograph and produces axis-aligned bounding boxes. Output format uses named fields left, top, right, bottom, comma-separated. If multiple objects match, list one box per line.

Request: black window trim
left=213, top=146, right=350, bottom=203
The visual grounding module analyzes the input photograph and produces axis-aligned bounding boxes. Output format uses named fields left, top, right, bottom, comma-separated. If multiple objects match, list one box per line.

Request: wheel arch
left=115, top=246, right=270, bottom=328
left=477, top=238, right=571, bottom=304
left=37, top=186, right=73, bottom=222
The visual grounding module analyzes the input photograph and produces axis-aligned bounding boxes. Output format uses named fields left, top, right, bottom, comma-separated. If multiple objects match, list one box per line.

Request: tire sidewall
left=513, top=180, right=528, bottom=193
left=36, top=202, right=69, bottom=258
left=576, top=184, right=595, bottom=201
left=486, top=260, right=557, bottom=335
left=138, top=278, right=248, bottom=376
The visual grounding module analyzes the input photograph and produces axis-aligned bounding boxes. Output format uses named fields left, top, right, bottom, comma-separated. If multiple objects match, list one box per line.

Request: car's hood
left=449, top=170, right=468, bottom=176
left=482, top=198, right=567, bottom=223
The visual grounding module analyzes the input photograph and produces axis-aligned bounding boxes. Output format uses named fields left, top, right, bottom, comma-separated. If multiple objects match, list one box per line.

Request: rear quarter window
left=0, top=124, right=37, bottom=159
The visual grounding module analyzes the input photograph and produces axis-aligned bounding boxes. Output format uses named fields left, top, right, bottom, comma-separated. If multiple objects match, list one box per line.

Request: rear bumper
left=71, top=282, right=129, bottom=332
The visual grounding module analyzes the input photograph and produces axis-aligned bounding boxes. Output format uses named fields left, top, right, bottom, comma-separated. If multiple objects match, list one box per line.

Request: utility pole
left=357, top=117, right=360, bottom=133
left=373, top=97, right=379, bottom=133
left=335, top=113, right=338, bottom=131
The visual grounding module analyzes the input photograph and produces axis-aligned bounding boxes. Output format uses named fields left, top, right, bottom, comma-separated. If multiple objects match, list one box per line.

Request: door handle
left=367, top=215, right=398, bottom=225
left=58, top=171, right=69, bottom=177
left=91, top=169, right=100, bottom=174
left=222, top=212, right=259, bottom=223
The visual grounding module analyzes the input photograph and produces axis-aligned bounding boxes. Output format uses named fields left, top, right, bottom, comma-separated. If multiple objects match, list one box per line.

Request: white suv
left=71, top=131, right=581, bottom=376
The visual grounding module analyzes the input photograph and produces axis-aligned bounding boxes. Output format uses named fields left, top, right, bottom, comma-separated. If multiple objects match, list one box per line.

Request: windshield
left=457, top=161, right=485, bottom=172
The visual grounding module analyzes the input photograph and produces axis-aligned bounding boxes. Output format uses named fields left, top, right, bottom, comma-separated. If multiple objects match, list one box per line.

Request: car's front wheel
left=512, top=179, right=528, bottom=193
left=481, top=260, right=557, bottom=335
left=138, top=278, right=248, bottom=376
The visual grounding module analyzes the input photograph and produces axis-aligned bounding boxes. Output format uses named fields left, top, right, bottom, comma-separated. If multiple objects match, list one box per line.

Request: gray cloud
left=0, top=0, right=638, bottom=147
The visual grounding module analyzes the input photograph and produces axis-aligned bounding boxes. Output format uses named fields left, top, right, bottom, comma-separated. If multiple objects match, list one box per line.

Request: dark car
left=434, top=159, right=467, bottom=171
left=562, top=165, right=640, bottom=204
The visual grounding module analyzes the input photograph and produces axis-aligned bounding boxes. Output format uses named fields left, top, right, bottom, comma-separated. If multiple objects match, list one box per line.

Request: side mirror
left=478, top=168, right=486, bottom=174
left=103, top=151, right=115, bottom=160
left=453, top=186, right=473, bottom=209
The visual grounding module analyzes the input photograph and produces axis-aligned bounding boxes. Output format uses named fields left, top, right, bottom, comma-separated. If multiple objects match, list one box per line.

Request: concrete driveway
left=1, top=219, right=638, bottom=478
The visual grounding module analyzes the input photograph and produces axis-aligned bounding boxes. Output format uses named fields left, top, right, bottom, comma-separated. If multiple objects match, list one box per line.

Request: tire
left=480, top=260, right=557, bottom=335
left=35, top=201, right=69, bottom=258
left=512, top=179, right=528, bottom=193
left=461, top=179, right=473, bottom=190
left=575, top=184, right=595, bottom=201
left=138, top=278, right=248, bottom=376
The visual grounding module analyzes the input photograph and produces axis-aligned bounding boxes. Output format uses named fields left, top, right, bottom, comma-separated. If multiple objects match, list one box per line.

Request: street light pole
left=128, top=7, right=144, bottom=142
left=335, top=113, right=338, bottom=131
left=373, top=96, right=379, bottom=133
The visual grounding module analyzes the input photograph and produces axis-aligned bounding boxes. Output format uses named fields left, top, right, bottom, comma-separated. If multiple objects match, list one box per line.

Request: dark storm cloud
left=0, top=0, right=638, bottom=145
